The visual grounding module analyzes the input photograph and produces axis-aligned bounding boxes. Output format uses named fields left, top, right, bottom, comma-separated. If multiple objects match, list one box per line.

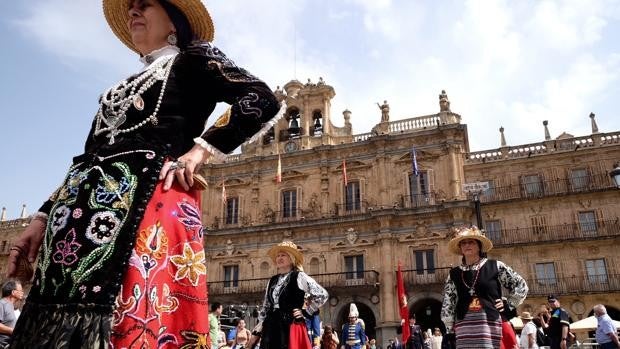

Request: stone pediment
left=212, top=239, right=249, bottom=258
left=222, top=178, right=249, bottom=188
left=400, top=224, right=446, bottom=242
left=332, top=160, right=371, bottom=174
left=276, top=170, right=309, bottom=182
left=395, top=149, right=442, bottom=164
left=332, top=228, right=374, bottom=248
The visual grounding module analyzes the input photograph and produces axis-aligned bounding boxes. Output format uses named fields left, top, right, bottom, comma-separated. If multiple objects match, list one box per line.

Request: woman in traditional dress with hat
left=440, top=226, right=528, bottom=349
left=248, top=241, right=328, bottom=349
left=7, top=0, right=282, bottom=347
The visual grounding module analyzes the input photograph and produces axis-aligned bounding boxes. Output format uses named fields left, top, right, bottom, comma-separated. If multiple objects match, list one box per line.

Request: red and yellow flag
left=397, top=261, right=410, bottom=342
left=342, top=158, right=348, bottom=186
left=276, top=153, right=282, bottom=183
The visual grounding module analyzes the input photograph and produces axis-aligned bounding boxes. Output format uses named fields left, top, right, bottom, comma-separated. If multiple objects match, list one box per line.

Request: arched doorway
left=336, top=302, right=378, bottom=340
left=410, top=298, right=444, bottom=333
left=588, top=304, right=620, bottom=320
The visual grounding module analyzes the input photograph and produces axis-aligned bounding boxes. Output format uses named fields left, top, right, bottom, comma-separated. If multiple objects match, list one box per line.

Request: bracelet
left=192, top=137, right=227, bottom=162
left=30, top=212, right=49, bottom=224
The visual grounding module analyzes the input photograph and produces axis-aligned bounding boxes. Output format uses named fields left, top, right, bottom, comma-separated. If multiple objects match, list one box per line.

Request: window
left=345, top=181, right=361, bottom=211
left=282, top=189, right=297, bottom=219
left=345, top=255, right=364, bottom=279
left=531, top=215, right=548, bottom=235
left=570, top=169, right=589, bottom=191
left=535, top=263, right=557, bottom=285
left=309, top=257, right=320, bottom=275
left=523, top=175, right=543, bottom=196
left=409, top=171, right=430, bottom=206
left=223, top=265, right=239, bottom=288
left=585, top=259, right=607, bottom=283
left=414, top=250, right=435, bottom=275
left=483, top=180, right=496, bottom=198
left=485, top=220, right=502, bottom=242
left=225, top=197, right=239, bottom=225
left=578, top=211, right=597, bottom=235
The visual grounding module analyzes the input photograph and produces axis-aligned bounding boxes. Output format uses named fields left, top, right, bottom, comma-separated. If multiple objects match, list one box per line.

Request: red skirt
left=289, top=322, right=312, bottom=349
left=111, top=183, right=210, bottom=348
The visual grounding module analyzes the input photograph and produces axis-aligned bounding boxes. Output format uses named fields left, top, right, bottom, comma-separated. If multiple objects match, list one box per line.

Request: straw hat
left=447, top=226, right=493, bottom=255
left=267, top=241, right=304, bottom=268
left=103, top=0, right=215, bottom=54
left=519, top=311, right=534, bottom=320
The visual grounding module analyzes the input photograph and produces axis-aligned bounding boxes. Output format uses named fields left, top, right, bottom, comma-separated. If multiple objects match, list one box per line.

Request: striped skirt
left=454, top=310, right=502, bottom=349
left=110, top=183, right=210, bottom=348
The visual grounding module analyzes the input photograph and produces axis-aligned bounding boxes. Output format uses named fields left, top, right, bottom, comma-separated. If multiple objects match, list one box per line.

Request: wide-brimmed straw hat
left=267, top=241, right=304, bottom=268
left=103, top=0, right=215, bottom=54
left=448, top=226, right=493, bottom=255
left=519, top=311, right=534, bottom=320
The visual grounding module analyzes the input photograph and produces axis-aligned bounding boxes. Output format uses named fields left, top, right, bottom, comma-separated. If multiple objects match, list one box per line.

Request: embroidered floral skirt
left=111, top=182, right=210, bottom=348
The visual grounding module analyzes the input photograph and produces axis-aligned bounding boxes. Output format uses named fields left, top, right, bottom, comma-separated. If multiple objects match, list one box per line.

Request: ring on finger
left=176, top=160, right=186, bottom=169
left=168, top=161, right=179, bottom=171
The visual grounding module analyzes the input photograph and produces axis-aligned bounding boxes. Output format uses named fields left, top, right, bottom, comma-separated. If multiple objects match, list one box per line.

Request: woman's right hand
left=6, top=218, right=46, bottom=278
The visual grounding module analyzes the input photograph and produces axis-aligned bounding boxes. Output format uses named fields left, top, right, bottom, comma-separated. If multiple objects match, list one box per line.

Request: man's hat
left=520, top=312, right=534, bottom=320
left=447, top=226, right=493, bottom=255
left=103, top=0, right=215, bottom=54
left=547, top=295, right=558, bottom=302
left=349, top=303, right=359, bottom=318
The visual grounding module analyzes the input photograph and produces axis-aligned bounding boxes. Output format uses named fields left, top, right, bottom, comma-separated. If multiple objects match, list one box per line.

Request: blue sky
left=1, top=0, right=620, bottom=219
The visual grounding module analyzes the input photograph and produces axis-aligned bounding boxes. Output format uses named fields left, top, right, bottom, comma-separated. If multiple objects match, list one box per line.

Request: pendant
left=133, top=95, right=145, bottom=111
left=469, top=288, right=475, bottom=296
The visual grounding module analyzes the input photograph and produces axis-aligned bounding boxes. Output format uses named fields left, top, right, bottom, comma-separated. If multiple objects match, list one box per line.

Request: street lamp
left=610, top=163, right=620, bottom=188
left=463, top=182, right=489, bottom=229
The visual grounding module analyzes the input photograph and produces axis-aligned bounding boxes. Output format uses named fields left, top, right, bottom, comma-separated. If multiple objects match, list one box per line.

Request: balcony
left=334, top=201, right=370, bottom=216
left=526, top=274, right=620, bottom=296
left=480, top=173, right=615, bottom=203
left=208, top=271, right=380, bottom=297
left=488, top=219, right=620, bottom=247
left=401, top=267, right=451, bottom=288
left=400, top=193, right=438, bottom=208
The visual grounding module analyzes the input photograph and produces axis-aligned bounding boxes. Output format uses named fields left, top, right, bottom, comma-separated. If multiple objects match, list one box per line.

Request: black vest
left=266, top=271, right=306, bottom=321
left=450, top=259, right=501, bottom=321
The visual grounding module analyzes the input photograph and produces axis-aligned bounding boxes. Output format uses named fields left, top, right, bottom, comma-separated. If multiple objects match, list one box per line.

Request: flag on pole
left=397, top=261, right=410, bottom=342
left=342, top=159, right=348, bottom=187
left=411, top=146, right=419, bottom=177
left=221, top=179, right=227, bottom=203
left=276, top=153, right=282, bottom=183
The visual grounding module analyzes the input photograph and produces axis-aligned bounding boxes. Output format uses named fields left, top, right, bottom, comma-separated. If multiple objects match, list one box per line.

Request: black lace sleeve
left=183, top=42, right=283, bottom=155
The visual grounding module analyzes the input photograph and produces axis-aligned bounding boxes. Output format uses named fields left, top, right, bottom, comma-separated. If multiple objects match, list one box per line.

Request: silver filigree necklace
left=94, top=53, right=177, bottom=144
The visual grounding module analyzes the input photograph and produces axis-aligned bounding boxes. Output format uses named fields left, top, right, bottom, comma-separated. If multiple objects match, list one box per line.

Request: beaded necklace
left=94, top=53, right=177, bottom=145
left=461, top=259, right=482, bottom=296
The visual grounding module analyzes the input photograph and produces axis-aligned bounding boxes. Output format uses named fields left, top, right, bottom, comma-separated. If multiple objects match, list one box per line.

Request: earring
left=167, top=32, right=178, bottom=46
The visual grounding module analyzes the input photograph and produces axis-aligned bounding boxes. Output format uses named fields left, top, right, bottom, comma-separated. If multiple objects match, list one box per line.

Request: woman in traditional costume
left=249, top=241, right=328, bottom=349
left=7, top=0, right=282, bottom=347
left=440, top=227, right=528, bottom=349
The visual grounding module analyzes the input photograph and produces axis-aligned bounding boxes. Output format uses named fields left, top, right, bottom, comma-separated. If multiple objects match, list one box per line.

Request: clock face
left=284, top=141, right=298, bottom=153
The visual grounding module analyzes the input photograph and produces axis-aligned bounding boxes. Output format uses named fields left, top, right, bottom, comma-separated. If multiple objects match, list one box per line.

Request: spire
left=499, top=126, right=507, bottom=147
left=19, top=204, right=27, bottom=219
left=0, top=207, right=6, bottom=222
left=543, top=120, right=551, bottom=141
left=589, top=112, right=599, bottom=134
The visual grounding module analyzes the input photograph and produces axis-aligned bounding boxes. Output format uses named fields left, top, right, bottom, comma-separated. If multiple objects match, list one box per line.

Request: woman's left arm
left=297, top=272, right=329, bottom=315
left=497, top=260, right=529, bottom=308
left=161, top=42, right=283, bottom=190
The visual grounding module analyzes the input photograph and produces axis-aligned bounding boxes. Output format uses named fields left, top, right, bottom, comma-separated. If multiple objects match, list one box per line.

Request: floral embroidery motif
left=52, top=229, right=81, bottom=266
left=136, top=221, right=169, bottom=260
left=176, top=200, right=203, bottom=239
left=95, top=176, right=131, bottom=204
left=86, top=211, right=121, bottom=245
left=72, top=208, right=83, bottom=219
left=170, top=243, right=206, bottom=286
left=180, top=330, right=209, bottom=349
left=50, top=205, right=71, bottom=235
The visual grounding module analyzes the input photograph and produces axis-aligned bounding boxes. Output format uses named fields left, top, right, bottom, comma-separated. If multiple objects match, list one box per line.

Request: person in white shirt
left=519, top=312, right=538, bottom=349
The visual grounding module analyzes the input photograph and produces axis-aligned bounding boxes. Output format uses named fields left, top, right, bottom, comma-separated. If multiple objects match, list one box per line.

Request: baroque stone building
left=199, top=79, right=620, bottom=344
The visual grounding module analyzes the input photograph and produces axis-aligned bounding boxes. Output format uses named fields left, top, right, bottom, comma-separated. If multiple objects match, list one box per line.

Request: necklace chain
left=461, top=260, right=482, bottom=296
left=94, top=54, right=177, bottom=144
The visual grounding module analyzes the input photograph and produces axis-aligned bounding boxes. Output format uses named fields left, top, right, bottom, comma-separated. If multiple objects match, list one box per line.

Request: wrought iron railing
left=488, top=219, right=620, bottom=247
left=479, top=173, right=615, bottom=203
left=208, top=270, right=380, bottom=296
left=400, top=193, right=438, bottom=208
left=526, top=274, right=620, bottom=296
left=401, top=267, right=451, bottom=287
